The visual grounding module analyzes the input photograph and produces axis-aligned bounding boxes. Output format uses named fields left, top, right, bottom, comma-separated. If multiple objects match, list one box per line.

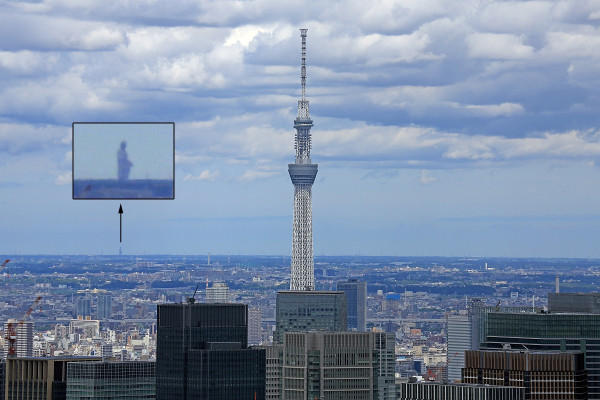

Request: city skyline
left=2, top=1, right=600, bottom=256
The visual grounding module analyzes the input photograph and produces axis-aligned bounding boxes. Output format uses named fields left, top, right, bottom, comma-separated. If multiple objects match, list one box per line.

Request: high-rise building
left=480, top=311, right=600, bottom=399
left=3, top=320, right=33, bottom=359
left=274, top=291, right=347, bottom=344
left=156, top=302, right=265, bottom=400
left=261, top=344, right=283, bottom=400
left=548, top=292, right=600, bottom=313
left=446, top=301, right=536, bottom=383
left=16, top=322, right=33, bottom=358
left=289, top=28, right=318, bottom=292
left=76, top=297, right=91, bottom=319
left=4, top=356, right=100, bottom=400
left=205, top=282, right=229, bottom=303
left=398, top=381, right=525, bottom=400
left=337, top=279, right=367, bottom=331
left=447, top=315, right=472, bottom=383
left=96, top=294, right=112, bottom=320
left=281, top=331, right=396, bottom=400
left=101, top=343, right=113, bottom=361
left=0, top=360, right=5, bottom=400
left=66, top=361, right=156, bottom=399
left=248, top=307, right=262, bottom=346
left=463, top=350, right=586, bottom=400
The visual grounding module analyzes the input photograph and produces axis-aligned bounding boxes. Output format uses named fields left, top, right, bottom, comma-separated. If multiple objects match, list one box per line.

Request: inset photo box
left=73, top=122, right=175, bottom=199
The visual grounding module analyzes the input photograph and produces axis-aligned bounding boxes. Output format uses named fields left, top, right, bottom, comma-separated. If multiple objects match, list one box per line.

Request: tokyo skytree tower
left=289, top=28, right=318, bottom=291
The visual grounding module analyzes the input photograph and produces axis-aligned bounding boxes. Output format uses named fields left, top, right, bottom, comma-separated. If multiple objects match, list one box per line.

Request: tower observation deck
left=289, top=28, right=318, bottom=291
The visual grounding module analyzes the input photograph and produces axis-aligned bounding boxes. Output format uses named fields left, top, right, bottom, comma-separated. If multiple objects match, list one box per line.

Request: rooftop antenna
left=300, top=28, right=307, bottom=103
left=555, top=276, right=560, bottom=294
left=296, top=28, right=310, bottom=123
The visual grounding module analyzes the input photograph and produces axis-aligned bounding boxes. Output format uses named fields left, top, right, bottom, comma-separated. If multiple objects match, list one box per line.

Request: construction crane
left=187, top=284, right=200, bottom=304
left=4, top=295, right=42, bottom=358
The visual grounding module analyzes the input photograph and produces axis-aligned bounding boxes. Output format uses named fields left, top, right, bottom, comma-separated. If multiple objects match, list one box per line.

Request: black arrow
left=118, top=204, right=123, bottom=243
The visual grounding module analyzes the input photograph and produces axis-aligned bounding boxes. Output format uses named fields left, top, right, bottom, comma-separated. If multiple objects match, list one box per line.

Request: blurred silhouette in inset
left=117, top=141, right=133, bottom=181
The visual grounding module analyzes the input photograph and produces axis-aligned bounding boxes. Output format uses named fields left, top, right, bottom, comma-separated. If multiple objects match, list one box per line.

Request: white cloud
left=175, top=153, right=210, bottom=165
left=542, top=31, right=600, bottom=59
left=76, top=27, right=125, bottom=50
left=55, top=171, right=71, bottom=185
left=0, top=0, right=599, bottom=175
left=464, top=102, right=525, bottom=117
left=0, top=50, right=58, bottom=74
left=183, top=170, right=219, bottom=181
left=476, top=1, right=554, bottom=33
left=420, top=170, right=437, bottom=184
left=466, top=33, right=535, bottom=60
left=240, top=165, right=279, bottom=181
left=0, top=123, right=68, bottom=154
left=224, top=25, right=276, bottom=48
left=0, top=66, right=123, bottom=119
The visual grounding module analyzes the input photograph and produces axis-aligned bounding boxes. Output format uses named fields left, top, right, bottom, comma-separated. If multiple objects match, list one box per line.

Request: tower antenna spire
left=289, top=28, right=318, bottom=291
left=300, top=28, right=307, bottom=102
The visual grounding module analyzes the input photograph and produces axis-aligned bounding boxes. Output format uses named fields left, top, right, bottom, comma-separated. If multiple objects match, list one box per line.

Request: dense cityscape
left=1, top=254, right=599, bottom=399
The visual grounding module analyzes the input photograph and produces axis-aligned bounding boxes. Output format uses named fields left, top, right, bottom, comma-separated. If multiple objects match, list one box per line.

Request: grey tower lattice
left=289, top=28, right=318, bottom=291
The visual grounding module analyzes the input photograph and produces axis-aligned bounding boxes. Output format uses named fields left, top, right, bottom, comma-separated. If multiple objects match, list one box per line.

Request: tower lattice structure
left=289, top=28, right=318, bottom=291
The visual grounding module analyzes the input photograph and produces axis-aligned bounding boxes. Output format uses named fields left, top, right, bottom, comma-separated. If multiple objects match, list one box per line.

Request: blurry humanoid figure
left=117, top=141, right=133, bottom=181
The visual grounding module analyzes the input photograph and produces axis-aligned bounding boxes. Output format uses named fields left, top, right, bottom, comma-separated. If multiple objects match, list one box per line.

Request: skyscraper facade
left=3, top=320, right=33, bottom=359
left=337, top=279, right=367, bottom=331
left=16, top=322, right=33, bottom=358
left=76, top=297, right=91, bottom=319
left=4, top=356, right=100, bottom=400
left=0, top=361, right=4, bottom=399
left=463, top=350, right=587, bottom=400
left=447, top=315, right=473, bottom=383
left=480, top=311, right=600, bottom=399
left=205, top=282, right=229, bottom=303
left=446, top=301, right=537, bottom=383
left=289, top=28, right=318, bottom=291
left=96, top=294, right=112, bottom=320
left=548, top=292, right=600, bottom=313
left=66, top=360, right=156, bottom=399
left=156, top=302, right=265, bottom=400
left=274, top=291, right=347, bottom=344
left=281, top=331, right=396, bottom=400
left=262, top=344, right=283, bottom=400
left=398, top=381, right=525, bottom=400
left=248, top=307, right=262, bottom=346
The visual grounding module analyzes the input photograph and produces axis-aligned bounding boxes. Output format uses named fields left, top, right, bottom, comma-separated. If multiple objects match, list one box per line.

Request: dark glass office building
left=337, top=279, right=367, bottom=331
left=66, top=361, right=155, bottom=399
left=156, top=302, right=265, bottom=400
left=548, top=292, right=600, bottom=313
left=481, top=312, right=600, bottom=399
left=275, top=291, right=347, bottom=344
left=0, top=361, right=4, bottom=400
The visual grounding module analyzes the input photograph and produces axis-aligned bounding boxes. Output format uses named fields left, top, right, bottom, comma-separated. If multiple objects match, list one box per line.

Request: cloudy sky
left=2, top=0, right=600, bottom=257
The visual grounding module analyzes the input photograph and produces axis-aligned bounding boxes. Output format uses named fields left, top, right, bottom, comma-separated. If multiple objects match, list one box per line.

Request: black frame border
left=72, top=121, right=175, bottom=200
